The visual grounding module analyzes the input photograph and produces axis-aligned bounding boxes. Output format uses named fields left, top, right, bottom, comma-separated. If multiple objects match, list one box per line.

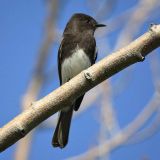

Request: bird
left=52, top=13, right=106, bottom=148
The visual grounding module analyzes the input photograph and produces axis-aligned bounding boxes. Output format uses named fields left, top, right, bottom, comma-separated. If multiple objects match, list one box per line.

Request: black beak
left=95, top=24, right=106, bottom=28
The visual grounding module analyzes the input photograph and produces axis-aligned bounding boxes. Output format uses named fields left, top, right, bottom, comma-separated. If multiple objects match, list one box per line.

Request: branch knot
left=84, top=70, right=94, bottom=82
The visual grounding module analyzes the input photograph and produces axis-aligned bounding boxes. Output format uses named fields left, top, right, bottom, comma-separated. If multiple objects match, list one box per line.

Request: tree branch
left=0, top=24, right=160, bottom=152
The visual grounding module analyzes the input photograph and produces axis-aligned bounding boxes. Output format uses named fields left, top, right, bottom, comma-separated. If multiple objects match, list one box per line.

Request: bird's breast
left=61, top=48, right=91, bottom=84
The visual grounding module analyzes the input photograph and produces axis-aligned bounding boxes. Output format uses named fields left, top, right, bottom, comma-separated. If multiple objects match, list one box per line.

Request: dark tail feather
left=74, top=94, right=85, bottom=111
left=52, top=108, right=73, bottom=148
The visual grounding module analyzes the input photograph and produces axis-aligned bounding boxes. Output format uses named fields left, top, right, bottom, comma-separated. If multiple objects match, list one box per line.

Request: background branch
left=14, top=1, right=58, bottom=160
left=69, top=89, right=160, bottom=160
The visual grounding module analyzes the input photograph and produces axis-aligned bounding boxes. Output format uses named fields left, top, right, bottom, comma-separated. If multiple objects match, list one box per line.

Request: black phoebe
left=52, top=13, right=106, bottom=148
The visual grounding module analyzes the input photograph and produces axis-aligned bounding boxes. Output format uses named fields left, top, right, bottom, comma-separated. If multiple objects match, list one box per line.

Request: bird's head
left=64, top=13, right=106, bottom=35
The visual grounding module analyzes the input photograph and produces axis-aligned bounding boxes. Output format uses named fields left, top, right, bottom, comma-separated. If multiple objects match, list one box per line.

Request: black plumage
left=52, top=13, right=106, bottom=148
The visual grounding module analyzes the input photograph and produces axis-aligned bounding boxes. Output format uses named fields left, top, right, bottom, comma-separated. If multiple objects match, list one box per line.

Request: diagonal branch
left=0, top=24, right=160, bottom=152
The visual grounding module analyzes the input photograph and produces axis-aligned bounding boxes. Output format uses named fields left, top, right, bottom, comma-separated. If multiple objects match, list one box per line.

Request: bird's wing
left=58, top=39, right=63, bottom=85
left=79, top=36, right=97, bottom=64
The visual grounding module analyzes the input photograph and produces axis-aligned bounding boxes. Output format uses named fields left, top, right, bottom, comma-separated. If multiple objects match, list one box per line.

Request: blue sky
left=0, top=0, right=160, bottom=160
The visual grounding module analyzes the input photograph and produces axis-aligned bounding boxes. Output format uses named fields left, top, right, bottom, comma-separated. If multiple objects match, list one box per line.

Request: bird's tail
left=52, top=107, right=73, bottom=148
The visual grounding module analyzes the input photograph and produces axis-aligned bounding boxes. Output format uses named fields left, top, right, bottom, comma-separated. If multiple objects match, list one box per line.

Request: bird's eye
left=86, top=19, right=90, bottom=24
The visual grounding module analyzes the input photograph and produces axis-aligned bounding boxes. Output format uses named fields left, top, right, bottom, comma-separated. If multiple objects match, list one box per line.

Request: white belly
left=61, top=48, right=91, bottom=84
